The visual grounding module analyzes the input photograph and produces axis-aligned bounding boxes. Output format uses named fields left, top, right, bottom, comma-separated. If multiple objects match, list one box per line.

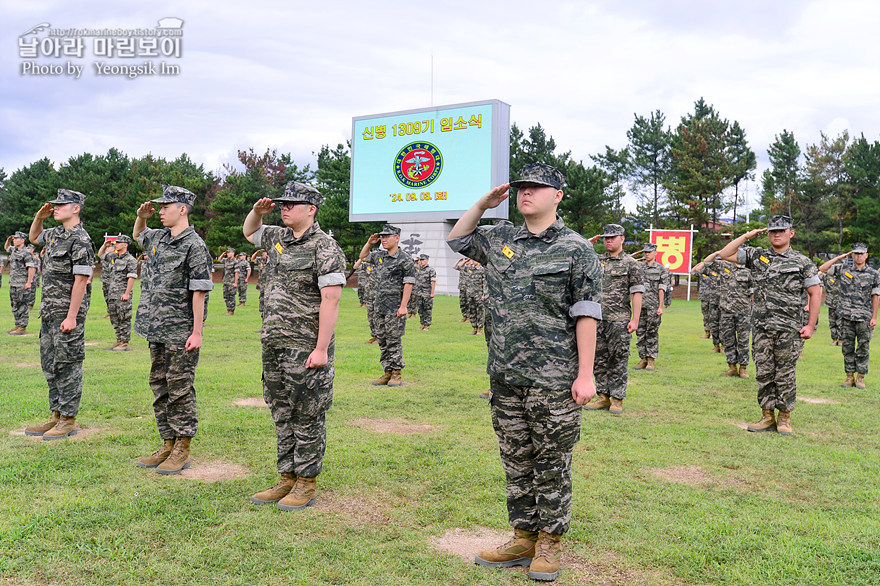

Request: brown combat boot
left=422, top=325, right=430, bottom=331
left=633, top=359, right=648, bottom=370
left=42, top=415, right=78, bottom=441
left=738, top=365, right=749, bottom=378
left=371, top=371, right=392, bottom=385
left=252, top=473, right=297, bottom=504
left=107, top=340, right=121, bottom=350
left=747, top=409, right=776, bottom=432
left=156, top=437, right=192, bottom=475
left=116, top=342, right=130, bottom=351
left=776, top=411, right=793, bottom=435
left=528, top=530, right=562, bottom=581
left=226, top=310, right=234, bottom=316
left=366, top=336, right=378, bottom=344
left=701, top=330, right=711, bottom=339
left=460, top=317, right=469, bottom=323
left=475, top=528, right=538, bottom=568
left=712, top=344, right=722, bottom=353
left=609, top=397, right=624, bottom=415
left=479, top=390, right=490, bottom=399
left=388, top=369, right=403, bottom=387
left=645, top=358, right=656, bottom=371
left=8, top=326, right=27, bottom=335
left=720, top=363, right=738, bottom=377
left=855, top=373, right=866, bottom=389
left=585, top=394, right=611, bottom=411
left=277, top=476, right=317, bottom=511
left=137, top=439, right=175, bottom=468
left=841, top=372, right=855, bottom=387
left=24, top=411, right=60, bottom=436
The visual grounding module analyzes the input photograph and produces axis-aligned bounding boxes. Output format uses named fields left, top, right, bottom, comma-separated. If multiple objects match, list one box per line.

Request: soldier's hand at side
left=799, top=324, right=814, bottom=339
left=396, top=305, right=407, bottom=317
left=656, top=307, right=663, bottom=316
left=627, top=319, right=638, bottom=333
left=571, top=375, right=596, bottom=405
left=306, top=348, right=328, bottom=369
left=871, top=318, right=877, bottom=327
left=60, top=317, right=76, bottom=333
left=137, top=202, right=155, bottom=219
left=253, top=198, right=274, bottom=216
left=479, top=184, right=510, bottom=210
left=185, top=332, right=202, bottom=351
left=121, top=293, right=129, bottom=302
left=35, top=203, right=54, bottom=220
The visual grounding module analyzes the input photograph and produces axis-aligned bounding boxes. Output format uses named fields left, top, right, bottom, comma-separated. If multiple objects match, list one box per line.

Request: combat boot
left=8, top=326, right=27, bottom=335
left=468, top=327, right=479, bottom=335
left=720, top=363, right=738, bottom=377
left=585, top=394, right=611, bottom=410
left=24, top=411, right=60, bottom=436
left=747, top=409, right=776, bottom=432
left=776, top=411, right=793, bottom=435
left=422, top=325, right=430, bottom=331
left=156, top=437, right=191, bottom=475
left=528, top=530, right=562, bottom=581
left=609, top=397, right=624, bottom=415
left=277, top=476, right=317, bottom=511
left=474, top=528, right=538, bottom=568
left=476, top=327, right=483, bottom=335
left=371, top=371, right=392, bottom=385
left=226, top=310, right=234, bottom=316
left=137, top=439, right=175, bottom=468
left=388, top=369, right=403, bottom=386
left=841, top=372, right=855, bottom=387
left=855, top=373, right=866, bottom=389
left=712, top=344, right=722, bottom=353
left=42, top=415, right=78, bottom=440
left=251, top=473, right=296, bottom=504
left=460, top=317, right=469, bottom=323
left=479, top=390, right=490, bottom=399
left=115, top=342, right=130, bottom=352
left=738, top=365, right=749, bottom=378
left=701, top=330, right=711, bottom=339
left=645, top=358, right=656, bottom=371
left=633, top=358, right=648, bottom=370
left=107, top=340, right=121, bottom=350
left=366, top=336, right=377, bottom=344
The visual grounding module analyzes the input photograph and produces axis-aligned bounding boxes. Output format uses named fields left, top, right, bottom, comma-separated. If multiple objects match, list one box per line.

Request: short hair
left=180, top=203, right=193, bottom=216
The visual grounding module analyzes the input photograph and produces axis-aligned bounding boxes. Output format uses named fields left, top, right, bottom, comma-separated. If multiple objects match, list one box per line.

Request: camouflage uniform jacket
left=820, top=269, right=843, bottom=308
left=448, top=217, right=603, bottom=389
left=414, top=265, right=436, bottom=297
left=828, top=262, right=880, bottom=322
left=100, top=251, right=138, bottom=295
left=222, top=257, right=237, bottom=285
left=365, top=248, right=416, bottom=313
left=716, top=262, right=752, bottom=314
left=236, top=259, right=251, bottom=282
left=6, top=246, right=39, bottom=288
left=695, top=265, right=719, bottom=301
left=253, top=222, right=346, bottom=350
left=641, top=261, right=670, bottom=312
left=254, top=256, right=268, bottom=282
left=362, top=262, right=377, bottom=301
left=37, top=223, right=95, bottom=323
left=737, top=245, right=820, bottom=332
left=598, top=252, right=645, bottom=322
left=136, top=226, right=214, bottom=344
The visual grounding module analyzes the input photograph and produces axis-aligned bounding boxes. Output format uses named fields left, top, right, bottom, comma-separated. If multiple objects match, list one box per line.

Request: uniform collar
left=513, top=215, right=565, bottom=243
left=166, top=225, right=195, bottom=244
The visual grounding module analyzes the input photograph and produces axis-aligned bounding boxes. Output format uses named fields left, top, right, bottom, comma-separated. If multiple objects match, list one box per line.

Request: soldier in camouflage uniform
left=5, top=231, right=38, bottom=335
left=820, top=266, right=845, bottom=346
left=251, top=249, right=270, bottom=316
left=407, top=255, right=420, bottom=318
left=719, top=215, right=821, bottom=436
left=633, top=243, right=669, bottom=371
left=134, top=186, right=214, bottom=474
left=359, top=224, right=416, bottom=387
left=692, top=262, right=720, bottom=343
left=219, top=248, right=238, bottom=314
left=243, top=182, right=346, bottom=510
left=414, top=253, right=437, bottom=330
left=465, top=260, right=486, bottom=335
left=24, top=189, right=96, bottom=441
left=454, top=258, right=470, bottom=322
left=585, top=224, right=644, bottom=415
left=354, top=257, right=379, bottom=343
left=97, top=235, right=139, bottom=351
left=236, top=252, right=251, bottom=306
left=820, top=244, right=880, bottom=389
left=354, top=256, right=369, bottom=306
left=27, top=245, right=41, bottom=309
left=448, top=163, right=602, bottom=582
left=703, top=250, right=753, bottom=377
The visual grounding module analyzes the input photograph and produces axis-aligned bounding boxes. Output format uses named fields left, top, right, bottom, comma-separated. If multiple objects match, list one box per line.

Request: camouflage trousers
left=701, top=299, right=721, bottom=343
left=238, top=281, right=247, bottom=304
left=840, top=318, right=873, bottom=375
left=262, top=344, right=334, bottom=477
left=356, top=284, right=367, bottom=305
left=458, top=288, right=467, bottom=318
left=595, top=320, right=631, bottom=399
left=752, top=328, right=803, bottom=413
left=28, top=280, right=38, bottom=307
left=223, top=283, right=237, bottom=312
left=258, top=278, right=266, bottom=317
left=636, top=308, right=661, bottom=359
left=407, top=292, right=418, bottom=316
left=40, top=320, right=86, bottom=417
left=416, top=294, right=433, bottom=326
left=721, top=312, right=751, bottom=366
left=489, top=377, right=581, bottom=535
left=465, top=292, right=485, bottom=328
left=365, top=299, right=378, bottom=338
left=375, top=311, right=406, bottom=371
left=148, top=343, right=200, bottom=438
left=106, top=294, right=133, bottom=343
left=827, top=307, right=841, bottom=341
left=102, top=279, right=111, bottom=309
left=9, top=286, right=30, bottom=328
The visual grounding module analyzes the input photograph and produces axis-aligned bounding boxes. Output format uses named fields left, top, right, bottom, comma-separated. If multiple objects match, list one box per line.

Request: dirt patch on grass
left=84, top=342, right=98, bottom=346
left=732, top=421, right=750, bottom=431
left=431, top=527, right=508, bottom=562
left=175, top=460, right=250, bottom=482
left=315, top=491, right=395, bottom=526
left=233, top=397, right=266, bottom=407
left=350, top=417, right=440, bottom=435
left=14, top=363, right=40, bottom=368
left=800, top=397, right=840, bottom=405
left=649, top=465, right=714, bottom=485
left=9, top=426, right=103, bottom=442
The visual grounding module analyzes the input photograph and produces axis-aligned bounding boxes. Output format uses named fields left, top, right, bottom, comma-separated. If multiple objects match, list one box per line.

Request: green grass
left=1, top=285, right=878, bottom=585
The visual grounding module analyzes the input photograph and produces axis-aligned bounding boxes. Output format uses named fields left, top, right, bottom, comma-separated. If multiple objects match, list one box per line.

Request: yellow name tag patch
left=152, top=246, right=156, bottom=255
left=759, top=255, right=770, bottom=264
left=274, top=243, right=283, bottom=254
left=711, top=272, right=718, bottom=276
left=845, top=272, right=853, bottom=279
left=502, top=245, right=514, bottom=259
left=724, top=268, right=730, bottom=274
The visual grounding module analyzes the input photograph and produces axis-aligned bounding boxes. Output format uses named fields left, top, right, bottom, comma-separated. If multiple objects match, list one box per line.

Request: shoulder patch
left=501, top=245, right=514, bottom=259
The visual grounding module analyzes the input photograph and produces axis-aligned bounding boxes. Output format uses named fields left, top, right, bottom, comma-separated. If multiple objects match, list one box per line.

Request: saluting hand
left=252, top=198, right=274, bottom=216
left=35, top=203, right=54, bottom=220
left=743, top=228, right=767, bottom=240
left=479, top=184, right=510, bottom=210
left=137, top=202, right=155, bottom=219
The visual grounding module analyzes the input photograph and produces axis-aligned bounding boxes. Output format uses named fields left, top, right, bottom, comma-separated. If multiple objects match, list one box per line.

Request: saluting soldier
left=414, top=253, right=437, bottom=331
left=633, top=243, right=669, bottom=371
left=97, top=234, right=139, bottom=350
left=701, top=250, right=754, bottom=378
left=250, top=249, right=270, bottom=316
left=821, top=264, right=845, bottom=346
left=4, top=231, right=38, bottom=335
left=236, top=252, right=251, bottom=306
left=219, top=248, right=238, bottom=315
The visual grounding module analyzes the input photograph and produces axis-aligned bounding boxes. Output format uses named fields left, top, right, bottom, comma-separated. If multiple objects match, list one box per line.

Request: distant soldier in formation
left=819, top=244, right=880, bottom=389
left=692, top=260, right=720, bottom=349
left=353, top=257, right=379, bottom=344
left=586, top=224, right=644, bottom=415
left=354, top=255, right=369, bottom=307
left=465, top=260, right=486, bottom=335
left=359, top=224, right=415, bottom=387
left=820, top=266, right=845, bottom=346
left=703, top=250, right=753, bottom=378
left=244, top=182, right=346, bottom=511
left=24, top=189, right=96, bottom=441
left=5, top=231, right=38, bottom=335
left=97, top=234, right=138, bottom=351
left=219, top=248, right=238, bottom=315
left=413, top=253, right=437, bottom=331
left=454, top=257, right=470, bottom=322
left=633, top=243, right=669, bottom=371
left=236, top=252, right=251, bottom=306
left=134, top=186, right=213, bottom=474
left=719, top=215, right=820, bottom=436
left=250, top=249, right=269, bottom=316
left=407, top=255, right=420, bottom=318
left=27, top=244, right=41, bottom=309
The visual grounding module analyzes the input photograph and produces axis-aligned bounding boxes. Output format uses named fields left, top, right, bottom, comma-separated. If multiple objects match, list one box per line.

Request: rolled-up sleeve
left=318, top=273, right=346, bottom=288
left=252, top=225, right=268, bottom=248
left=571, top=248, right=603, bottom=321
left=187, top=242, right=214, bottom=291
left=447, top=226, right=491, bottom=265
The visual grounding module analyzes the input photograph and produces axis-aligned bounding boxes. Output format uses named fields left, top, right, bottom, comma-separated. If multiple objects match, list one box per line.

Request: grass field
left=1, top=285, right=878, bottom=586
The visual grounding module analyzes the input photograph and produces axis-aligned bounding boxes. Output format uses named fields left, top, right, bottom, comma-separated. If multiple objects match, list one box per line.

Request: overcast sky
left=3, top=0, right=879, bottom=213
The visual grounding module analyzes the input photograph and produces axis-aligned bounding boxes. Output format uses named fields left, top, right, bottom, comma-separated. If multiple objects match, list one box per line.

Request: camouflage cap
left=852, top=242, right=868, bottom=254
left=49, top=189, right=86, bottom=206
left=642, top=243, right=658, bottom=252
left=601, top=224, right=626, bottom=238
left=115, top=234, right=133, bottom=245
left=767, top=215, right=793, bottom=230
left=151, top=185, right=196, bottom=205
left=274, top=181, right=323, bottom=206
left=510, top=162, right=566, bottom=190
left=378, top=224, right=401, bottom=236
left=13, top=231, right=28, bottom=240
left=226, top=247, right=235, bottom=253
left=419, top=253, right=429, bottom=260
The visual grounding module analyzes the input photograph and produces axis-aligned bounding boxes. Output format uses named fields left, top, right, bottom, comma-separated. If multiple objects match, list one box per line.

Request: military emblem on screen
left=394, top=142, right=443, bottom=189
